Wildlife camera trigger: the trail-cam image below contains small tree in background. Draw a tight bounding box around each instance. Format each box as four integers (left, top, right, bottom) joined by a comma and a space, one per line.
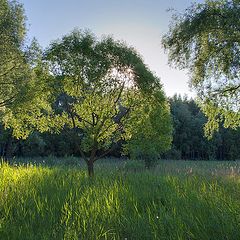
124, 92, 172, 168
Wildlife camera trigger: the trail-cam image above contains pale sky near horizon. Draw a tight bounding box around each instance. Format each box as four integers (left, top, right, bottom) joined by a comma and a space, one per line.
20, 0, 205, 97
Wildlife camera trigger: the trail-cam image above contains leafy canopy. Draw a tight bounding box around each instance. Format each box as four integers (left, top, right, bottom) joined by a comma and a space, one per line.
0, 0, 29, 107
162, 0, 240, 137
0, 0, 48, 137
4, 30, 172, 166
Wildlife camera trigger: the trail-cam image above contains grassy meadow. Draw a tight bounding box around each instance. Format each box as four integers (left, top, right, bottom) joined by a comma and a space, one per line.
1, 158, 240, 239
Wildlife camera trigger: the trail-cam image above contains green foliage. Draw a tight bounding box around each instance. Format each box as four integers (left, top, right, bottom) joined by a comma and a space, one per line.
124, 91, 172, 162
0, 0, 56, 140
0, 0, 30, 109
3, 59, 68, 139
1, 161, 240, 239
3, 29, 171, 175
162, 0, 240, 137
165, 95, 240, 160
1, 95, 240, 161
46, 30, 171, 157
167, 95, 213, 160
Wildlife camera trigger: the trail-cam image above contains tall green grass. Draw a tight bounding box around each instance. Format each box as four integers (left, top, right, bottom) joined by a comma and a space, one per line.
0, 160, 240, 239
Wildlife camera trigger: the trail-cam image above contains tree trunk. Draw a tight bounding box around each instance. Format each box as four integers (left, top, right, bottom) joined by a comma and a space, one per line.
87, 159, 94, 177
87, 145, 97, 177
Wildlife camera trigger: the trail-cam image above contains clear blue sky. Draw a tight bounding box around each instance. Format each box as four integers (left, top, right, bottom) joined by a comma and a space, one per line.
20, 0, 204, 97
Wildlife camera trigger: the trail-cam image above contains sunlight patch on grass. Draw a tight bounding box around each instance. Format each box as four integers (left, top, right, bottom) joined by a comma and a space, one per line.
0, 160, 240, 239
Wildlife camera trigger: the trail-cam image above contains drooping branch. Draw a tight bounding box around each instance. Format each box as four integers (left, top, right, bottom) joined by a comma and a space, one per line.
0, 94, 18, 107
211, 84, 240, 97
0, 65, 17, 77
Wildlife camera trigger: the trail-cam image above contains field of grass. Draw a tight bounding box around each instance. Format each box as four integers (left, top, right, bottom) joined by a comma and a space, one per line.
1, 158, 240, 239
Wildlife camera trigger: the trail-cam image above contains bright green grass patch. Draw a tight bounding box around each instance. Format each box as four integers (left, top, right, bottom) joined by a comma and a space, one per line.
0, 161, 240, 239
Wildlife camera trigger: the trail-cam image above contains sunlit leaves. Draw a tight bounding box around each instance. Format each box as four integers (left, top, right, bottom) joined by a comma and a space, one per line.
162, 0, 240, 137
43, 30, 172, 160
0, 0, 30, 109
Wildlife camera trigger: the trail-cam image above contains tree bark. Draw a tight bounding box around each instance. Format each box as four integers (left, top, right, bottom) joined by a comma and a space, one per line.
87, 159, 94, 177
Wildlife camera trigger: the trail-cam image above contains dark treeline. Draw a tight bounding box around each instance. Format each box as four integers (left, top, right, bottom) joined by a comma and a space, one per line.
164, 95, 240, 160
1, 95, 239, 161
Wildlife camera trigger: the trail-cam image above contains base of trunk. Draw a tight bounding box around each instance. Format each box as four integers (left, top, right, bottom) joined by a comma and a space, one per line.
87, 160, 94, 177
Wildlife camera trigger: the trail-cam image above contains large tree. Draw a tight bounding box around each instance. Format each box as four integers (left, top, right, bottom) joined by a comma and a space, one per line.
5, 30, 172, 176
162, 0, 240, 137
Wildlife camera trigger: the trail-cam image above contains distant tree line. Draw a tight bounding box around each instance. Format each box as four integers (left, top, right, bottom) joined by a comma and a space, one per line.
0, 95, 239, 161
163, 95, 240, 160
